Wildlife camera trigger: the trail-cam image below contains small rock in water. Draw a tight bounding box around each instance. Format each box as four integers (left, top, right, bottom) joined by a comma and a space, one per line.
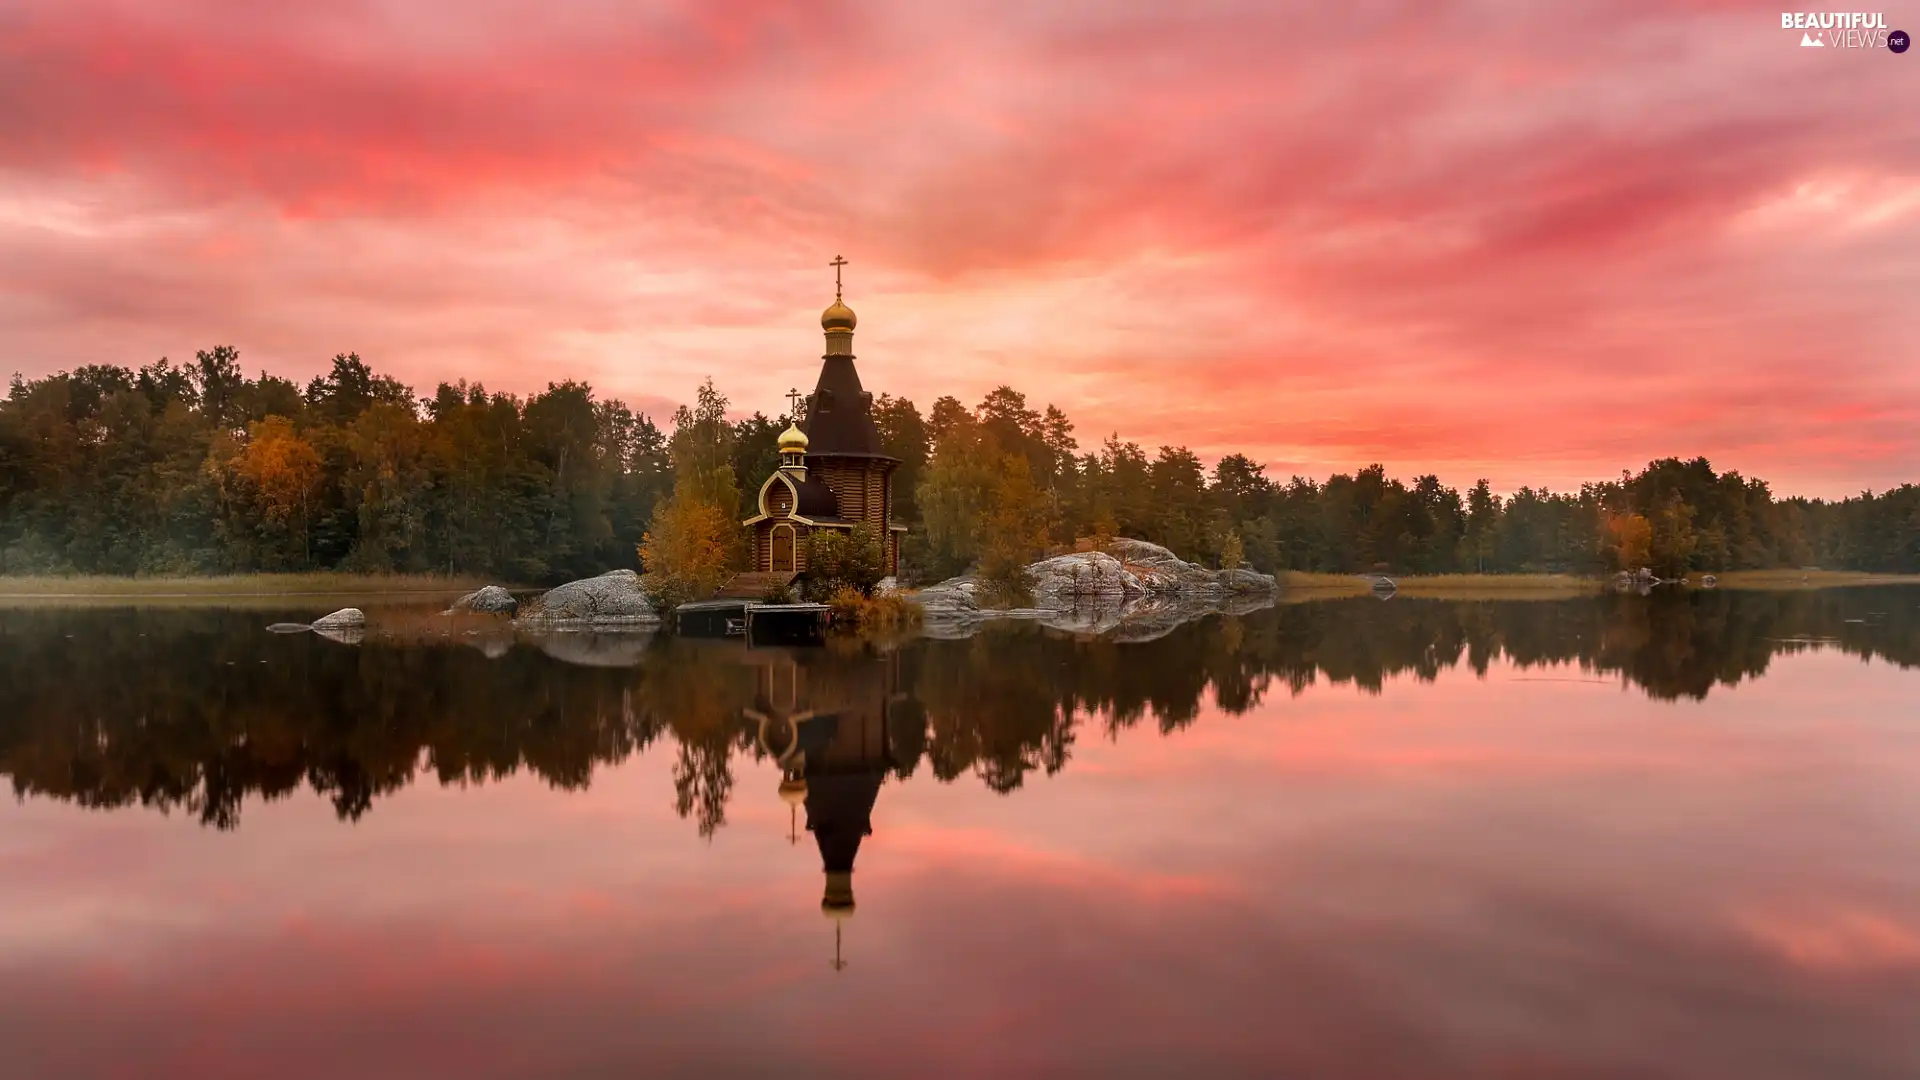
311, 607, 366, 630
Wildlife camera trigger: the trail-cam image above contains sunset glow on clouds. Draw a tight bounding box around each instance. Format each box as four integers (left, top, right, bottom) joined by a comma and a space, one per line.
2, 0, 1915, 495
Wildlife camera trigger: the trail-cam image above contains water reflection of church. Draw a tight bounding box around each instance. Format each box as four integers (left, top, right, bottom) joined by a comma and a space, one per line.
740, 646, 920, 970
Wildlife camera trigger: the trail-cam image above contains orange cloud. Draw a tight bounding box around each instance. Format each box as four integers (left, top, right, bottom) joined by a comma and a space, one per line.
1738, 907, 1920, 972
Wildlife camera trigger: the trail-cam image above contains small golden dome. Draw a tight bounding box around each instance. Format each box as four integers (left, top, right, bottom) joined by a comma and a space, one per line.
821, 299, 856, 332
821, 899, 856, 921
778, 777, 808, 807
777, 423, 809, 453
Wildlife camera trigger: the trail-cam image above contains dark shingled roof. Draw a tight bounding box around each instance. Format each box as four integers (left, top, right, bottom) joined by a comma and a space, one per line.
806, 772, 883, 875
792, 477, 840, 518
801, 356, 894, 459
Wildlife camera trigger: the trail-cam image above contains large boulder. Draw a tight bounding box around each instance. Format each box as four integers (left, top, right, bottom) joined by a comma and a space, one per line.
312, 625, 365, 646
311, 607, 365, 629
912, 576, 982, 621
1103, 539, 1221, 596
1219, 567, 1279, 595
1026, 551, 1141, 604
517, 570, 659, 626
446, 585, 517, 616
911, 539, 1277, 637
1101, 539, 1275, 596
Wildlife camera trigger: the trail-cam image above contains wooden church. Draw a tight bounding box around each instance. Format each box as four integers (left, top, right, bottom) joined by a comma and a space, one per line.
739, 258, 905, 581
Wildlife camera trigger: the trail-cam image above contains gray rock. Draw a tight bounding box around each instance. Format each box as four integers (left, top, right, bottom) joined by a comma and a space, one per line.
517, 569, 659, 627
874, 576, 902, 597
446, 585, 518, 616
1102, 538, 1276, 596
912, 576, 983, 621
311, 607, 365, 630
914, 538, 1281, 641
1027, 551, 1141, 604
312, 625, 365, 646
915, 540, 1276, 636
1220, 567, 1279, 594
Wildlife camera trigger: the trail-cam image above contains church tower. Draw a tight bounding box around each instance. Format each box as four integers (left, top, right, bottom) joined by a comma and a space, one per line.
741, 257, 907, 580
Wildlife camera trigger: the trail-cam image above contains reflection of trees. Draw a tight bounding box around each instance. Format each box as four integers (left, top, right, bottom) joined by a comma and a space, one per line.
0, 610, 670, 829
1, 589, 1914, 831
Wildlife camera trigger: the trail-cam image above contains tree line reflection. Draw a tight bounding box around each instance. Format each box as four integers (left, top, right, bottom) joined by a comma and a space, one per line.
0, 588, 1913, 834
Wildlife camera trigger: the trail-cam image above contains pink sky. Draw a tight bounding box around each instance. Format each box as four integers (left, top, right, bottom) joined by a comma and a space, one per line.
2, 0, 1915, 496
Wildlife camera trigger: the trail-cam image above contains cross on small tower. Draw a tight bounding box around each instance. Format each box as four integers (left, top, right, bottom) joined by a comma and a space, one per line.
786, 387, 806, 420
830, 922, 848, 972
829, 255, 847, 301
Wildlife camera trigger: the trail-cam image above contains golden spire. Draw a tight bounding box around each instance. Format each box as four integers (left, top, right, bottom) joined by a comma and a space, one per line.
821, 255, 856, 332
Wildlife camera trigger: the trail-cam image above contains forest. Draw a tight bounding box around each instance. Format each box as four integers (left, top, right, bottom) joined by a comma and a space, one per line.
3, 347, 1917, 583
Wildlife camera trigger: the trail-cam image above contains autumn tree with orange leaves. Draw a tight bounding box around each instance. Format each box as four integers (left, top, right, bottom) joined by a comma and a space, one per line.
232, 416, 322, 566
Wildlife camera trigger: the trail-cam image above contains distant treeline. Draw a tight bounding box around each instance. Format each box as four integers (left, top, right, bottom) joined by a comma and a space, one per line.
3, 348, 1916, 582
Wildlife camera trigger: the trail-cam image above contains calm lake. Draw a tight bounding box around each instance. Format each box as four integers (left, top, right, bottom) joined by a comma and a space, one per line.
2, 589, 1918, 1079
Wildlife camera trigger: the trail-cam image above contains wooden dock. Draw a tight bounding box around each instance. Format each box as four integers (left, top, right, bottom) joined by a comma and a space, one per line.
675, 599, 831, 645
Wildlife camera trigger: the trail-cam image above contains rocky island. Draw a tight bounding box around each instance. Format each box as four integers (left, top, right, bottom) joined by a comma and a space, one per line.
912, 538, 1277, 639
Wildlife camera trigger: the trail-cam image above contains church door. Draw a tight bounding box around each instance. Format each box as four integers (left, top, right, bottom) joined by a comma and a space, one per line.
771, 525, 795, 572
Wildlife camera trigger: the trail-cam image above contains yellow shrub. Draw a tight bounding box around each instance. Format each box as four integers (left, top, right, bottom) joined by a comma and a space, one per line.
825, 586, 923, 632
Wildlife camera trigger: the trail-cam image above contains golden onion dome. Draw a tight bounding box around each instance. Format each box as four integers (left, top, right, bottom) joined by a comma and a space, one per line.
821, 299, 857, 332
778, 776, 808, 807
821, 870, 855, 919
777, 423, 809, 453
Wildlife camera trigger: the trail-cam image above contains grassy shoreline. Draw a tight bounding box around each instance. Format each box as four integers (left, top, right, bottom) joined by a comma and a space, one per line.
1275, 568, 1920, 599
2, 568, 1914, 609
1277, 571, 1600, 598
0, 573, 495, 605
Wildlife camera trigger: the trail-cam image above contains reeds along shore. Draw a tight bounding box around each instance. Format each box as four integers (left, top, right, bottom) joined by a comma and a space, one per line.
1273, 569, 1920, 599
0, 574, 490, 601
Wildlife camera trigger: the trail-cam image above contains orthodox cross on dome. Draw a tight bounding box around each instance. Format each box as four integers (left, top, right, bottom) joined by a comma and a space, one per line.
831, 922, 848, 972
786, 386, 806, 419
829, 254, 847, 301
